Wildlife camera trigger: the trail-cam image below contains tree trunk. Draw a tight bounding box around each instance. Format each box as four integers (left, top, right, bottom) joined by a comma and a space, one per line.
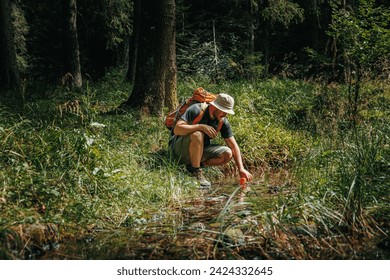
123, 0, 177, 116
248, 0, 255, 53
263, 24, 270, 78
123, 0, 157, 111
62, 0, 82, 89
163, 0, 178, 112
0, 0, 21, 94
310, 0, 321, 52
126, 0, 141, 83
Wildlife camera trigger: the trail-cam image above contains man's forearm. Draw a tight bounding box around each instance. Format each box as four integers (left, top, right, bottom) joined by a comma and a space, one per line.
232, 146, 245, 171
174, 123, 202, 136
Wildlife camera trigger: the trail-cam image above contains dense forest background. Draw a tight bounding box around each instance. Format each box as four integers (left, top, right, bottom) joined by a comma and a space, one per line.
1, 0, 389, 103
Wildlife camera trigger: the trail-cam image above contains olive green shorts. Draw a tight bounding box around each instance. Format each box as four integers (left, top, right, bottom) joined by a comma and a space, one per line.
169, 134, 230, 165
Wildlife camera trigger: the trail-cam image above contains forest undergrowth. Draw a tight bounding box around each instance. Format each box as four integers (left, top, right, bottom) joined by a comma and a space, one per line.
0, 73, 389, 259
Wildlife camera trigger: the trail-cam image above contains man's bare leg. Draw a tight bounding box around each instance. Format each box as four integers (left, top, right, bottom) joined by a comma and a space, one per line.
188, 131, 204, 168
187, 131, 212, 187
203, 149, 233, 166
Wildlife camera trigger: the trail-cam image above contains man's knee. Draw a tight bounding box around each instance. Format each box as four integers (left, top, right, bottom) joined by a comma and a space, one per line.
222, 148, 233, 163
190, 130, 204, 143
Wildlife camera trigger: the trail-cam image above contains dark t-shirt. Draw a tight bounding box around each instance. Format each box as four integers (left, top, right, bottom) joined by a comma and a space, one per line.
180, 103, 233, 145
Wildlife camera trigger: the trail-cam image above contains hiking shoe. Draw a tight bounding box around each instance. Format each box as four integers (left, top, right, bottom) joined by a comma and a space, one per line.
194, 169, 211, 188
188, 167, 211, 188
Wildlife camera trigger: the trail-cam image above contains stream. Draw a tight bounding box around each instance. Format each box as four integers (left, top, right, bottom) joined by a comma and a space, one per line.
39, 178, 280, 259
28, 173, 388, 260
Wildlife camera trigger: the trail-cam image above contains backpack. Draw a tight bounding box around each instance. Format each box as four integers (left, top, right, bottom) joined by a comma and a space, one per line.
164, 87, 224, 132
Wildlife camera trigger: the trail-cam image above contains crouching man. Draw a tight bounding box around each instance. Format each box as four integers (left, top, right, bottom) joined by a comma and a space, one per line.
169, 93, 253, 187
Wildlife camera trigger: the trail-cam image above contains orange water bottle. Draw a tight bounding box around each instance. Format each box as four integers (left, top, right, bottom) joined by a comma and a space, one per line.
239, 177, 247, 189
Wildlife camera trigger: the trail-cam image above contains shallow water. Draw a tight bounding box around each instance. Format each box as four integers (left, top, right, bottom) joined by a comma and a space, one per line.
38, 179, 277, 259
37, 176, 388, 260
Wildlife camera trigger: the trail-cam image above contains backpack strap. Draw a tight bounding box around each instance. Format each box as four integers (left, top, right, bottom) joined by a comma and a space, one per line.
171, 99, 188, 129
192, 103, 208, 125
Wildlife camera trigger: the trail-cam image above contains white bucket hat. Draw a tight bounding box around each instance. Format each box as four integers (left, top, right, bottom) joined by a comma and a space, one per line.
210, 93, 235, 115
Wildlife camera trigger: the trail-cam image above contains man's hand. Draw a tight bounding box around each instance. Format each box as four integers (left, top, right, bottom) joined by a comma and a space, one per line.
239, 169, 253, 182
200, 124, 217, 139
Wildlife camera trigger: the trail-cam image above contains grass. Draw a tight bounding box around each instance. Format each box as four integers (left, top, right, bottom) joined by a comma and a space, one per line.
0, 71, 389, 259
0, 77, 200, 259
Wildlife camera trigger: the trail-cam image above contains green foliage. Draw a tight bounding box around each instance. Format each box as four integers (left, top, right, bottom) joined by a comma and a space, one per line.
287, 82, 390, 236
328, 0, 390, 76
240, 52, 265, 80
290, 125, 389, 236
224, 80, 315, 169
177, 21, 246, 81
0, 75, 197, 232
81, 0, 133, 50
7, 0, 390, 85
210, 78, 389, 246
262, 0, 305, 28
